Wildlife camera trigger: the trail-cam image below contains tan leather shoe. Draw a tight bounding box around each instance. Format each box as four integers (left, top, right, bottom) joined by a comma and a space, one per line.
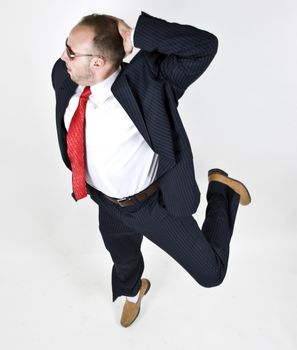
208, 168, 251, 205
120, 278, 151, 327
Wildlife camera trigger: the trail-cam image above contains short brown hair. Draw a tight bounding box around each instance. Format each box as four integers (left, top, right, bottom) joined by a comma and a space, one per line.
78, 14, 125, 68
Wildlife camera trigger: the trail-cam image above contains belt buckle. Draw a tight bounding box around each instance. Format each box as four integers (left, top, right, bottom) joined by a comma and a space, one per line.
116, 196, 129, 207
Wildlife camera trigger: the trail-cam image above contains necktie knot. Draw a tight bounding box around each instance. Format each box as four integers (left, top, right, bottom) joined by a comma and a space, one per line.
81, 86, 92, 99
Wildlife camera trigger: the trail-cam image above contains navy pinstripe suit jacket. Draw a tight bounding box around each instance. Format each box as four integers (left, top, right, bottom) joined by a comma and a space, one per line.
52, 11, 218, 217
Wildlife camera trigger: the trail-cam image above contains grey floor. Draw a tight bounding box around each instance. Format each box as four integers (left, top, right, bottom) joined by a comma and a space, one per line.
1, 182, 296, 350
1, 1, 296, 348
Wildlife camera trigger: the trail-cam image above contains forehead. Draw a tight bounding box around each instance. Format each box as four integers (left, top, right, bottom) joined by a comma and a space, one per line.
67, 25, 95, 50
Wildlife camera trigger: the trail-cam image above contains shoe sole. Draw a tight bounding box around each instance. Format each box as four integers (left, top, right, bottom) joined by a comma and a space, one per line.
208, 168, 251, 205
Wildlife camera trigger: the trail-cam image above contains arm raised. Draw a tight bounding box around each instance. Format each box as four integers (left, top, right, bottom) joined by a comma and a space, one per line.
134, 11, 218, 99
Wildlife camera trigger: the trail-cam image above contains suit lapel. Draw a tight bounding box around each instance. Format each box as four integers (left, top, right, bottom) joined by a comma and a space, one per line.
111, 70, 152, 149
57, 77, 77, 128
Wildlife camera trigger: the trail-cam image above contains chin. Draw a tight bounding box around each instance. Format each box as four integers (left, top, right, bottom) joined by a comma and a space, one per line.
69, 75, 81, 85
70, 73, 93, 86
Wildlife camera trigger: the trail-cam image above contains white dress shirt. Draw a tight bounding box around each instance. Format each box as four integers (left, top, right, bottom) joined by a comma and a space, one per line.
64, 65, 159, 198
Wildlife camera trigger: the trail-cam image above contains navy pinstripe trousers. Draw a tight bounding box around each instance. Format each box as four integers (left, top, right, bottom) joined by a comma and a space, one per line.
88, 180, 240, 302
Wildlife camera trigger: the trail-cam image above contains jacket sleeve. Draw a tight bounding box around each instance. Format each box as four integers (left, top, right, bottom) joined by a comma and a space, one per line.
51, 58, 69, 92
133, 11, 218, 100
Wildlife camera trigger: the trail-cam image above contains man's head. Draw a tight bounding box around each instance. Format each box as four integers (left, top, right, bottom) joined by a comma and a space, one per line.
61, 14, 125, 86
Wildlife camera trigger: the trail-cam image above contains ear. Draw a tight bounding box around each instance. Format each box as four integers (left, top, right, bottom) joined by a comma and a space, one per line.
92, 56, 105, 69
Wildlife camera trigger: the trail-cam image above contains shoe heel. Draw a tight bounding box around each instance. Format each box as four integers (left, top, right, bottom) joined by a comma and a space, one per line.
144, 279, 151, 295
208, 168, 228, 177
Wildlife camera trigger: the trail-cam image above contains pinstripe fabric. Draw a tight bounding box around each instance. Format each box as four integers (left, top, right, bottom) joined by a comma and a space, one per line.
89, 181, 240, 302
110, 12, 218, 216
98, 204, 144, 301
51, 12, 229, 301
52, 11, 218, 216
52, 67, 77, 170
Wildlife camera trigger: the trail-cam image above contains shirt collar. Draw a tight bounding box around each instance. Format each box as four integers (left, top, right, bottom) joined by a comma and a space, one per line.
89, 66, 121, 105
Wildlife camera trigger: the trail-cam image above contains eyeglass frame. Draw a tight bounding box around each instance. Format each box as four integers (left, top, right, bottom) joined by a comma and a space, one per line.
65, 38, 105, 61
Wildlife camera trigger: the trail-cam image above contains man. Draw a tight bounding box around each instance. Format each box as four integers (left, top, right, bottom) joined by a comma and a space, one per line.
52, 11, 251, 327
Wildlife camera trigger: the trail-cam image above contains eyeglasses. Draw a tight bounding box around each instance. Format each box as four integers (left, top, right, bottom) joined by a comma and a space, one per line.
65, 38, 105, 61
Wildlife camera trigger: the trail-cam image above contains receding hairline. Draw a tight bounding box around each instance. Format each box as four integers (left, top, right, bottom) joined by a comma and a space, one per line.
73, 14, 125, 67
68, 24, 97, 50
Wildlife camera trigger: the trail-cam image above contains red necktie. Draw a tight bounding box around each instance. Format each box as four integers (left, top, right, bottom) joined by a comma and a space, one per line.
66, 86, 92, 201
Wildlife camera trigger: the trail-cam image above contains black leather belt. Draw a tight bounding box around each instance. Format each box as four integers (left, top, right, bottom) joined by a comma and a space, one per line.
104, 181, 159, 207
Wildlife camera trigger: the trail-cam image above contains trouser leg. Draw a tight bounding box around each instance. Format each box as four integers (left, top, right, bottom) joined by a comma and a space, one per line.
201, 181, 240, 281
117, 181, 240, 288
98, 204, 144, 302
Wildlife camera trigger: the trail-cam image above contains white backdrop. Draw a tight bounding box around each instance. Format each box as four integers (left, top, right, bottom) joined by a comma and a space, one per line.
0, 0, 296, 349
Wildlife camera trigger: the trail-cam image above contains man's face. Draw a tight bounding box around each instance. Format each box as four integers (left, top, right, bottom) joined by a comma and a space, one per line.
61, 25, 97, 86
